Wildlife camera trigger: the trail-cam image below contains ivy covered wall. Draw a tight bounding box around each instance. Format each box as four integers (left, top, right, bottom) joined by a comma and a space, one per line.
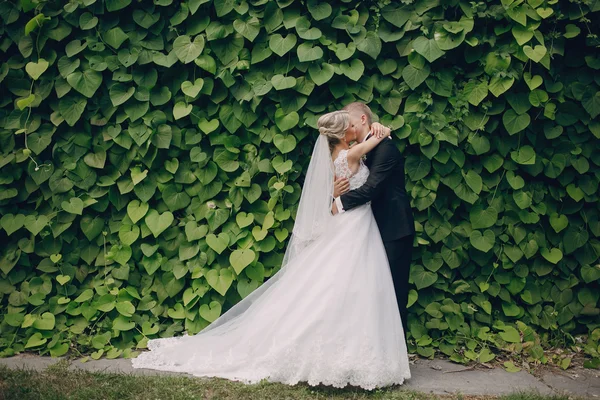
0, 0, 599, 366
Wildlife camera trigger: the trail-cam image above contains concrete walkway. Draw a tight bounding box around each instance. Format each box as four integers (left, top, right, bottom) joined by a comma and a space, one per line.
1, 354, 599, 397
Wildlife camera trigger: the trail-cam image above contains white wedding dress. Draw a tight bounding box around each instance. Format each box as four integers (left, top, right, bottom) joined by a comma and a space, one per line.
132, 148, 411, 390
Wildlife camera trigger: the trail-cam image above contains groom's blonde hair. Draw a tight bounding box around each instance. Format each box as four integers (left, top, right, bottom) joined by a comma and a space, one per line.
342, 102, 373, 126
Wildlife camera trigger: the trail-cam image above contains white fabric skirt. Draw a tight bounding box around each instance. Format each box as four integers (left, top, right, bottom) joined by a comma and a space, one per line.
132, 204, 411, 390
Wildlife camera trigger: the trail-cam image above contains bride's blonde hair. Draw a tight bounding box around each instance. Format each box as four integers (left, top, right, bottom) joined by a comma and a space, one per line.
317, 110, 349, 154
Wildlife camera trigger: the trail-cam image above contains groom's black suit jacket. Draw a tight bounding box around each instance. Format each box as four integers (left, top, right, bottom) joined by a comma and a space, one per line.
340, 138, 414, 241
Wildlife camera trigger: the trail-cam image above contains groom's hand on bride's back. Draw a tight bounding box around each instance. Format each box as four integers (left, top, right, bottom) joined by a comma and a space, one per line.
333, 176, 349, 198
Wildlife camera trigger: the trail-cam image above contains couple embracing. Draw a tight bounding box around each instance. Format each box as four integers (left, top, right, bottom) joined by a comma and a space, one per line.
132, 102, 416, 390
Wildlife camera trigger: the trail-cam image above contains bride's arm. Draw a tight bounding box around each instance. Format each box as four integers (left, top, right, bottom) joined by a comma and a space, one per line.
346, 128, 390, 167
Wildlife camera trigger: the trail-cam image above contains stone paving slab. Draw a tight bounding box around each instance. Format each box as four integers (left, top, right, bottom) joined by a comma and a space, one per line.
540, 368, 600, 398
1, 354, 599, 397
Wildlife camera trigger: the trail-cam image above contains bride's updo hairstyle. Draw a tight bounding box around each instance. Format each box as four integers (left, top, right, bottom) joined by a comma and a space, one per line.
317, 110, 350, 154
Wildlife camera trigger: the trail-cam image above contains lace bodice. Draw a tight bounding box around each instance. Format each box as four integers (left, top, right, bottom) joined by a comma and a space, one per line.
333, 150, 369, 190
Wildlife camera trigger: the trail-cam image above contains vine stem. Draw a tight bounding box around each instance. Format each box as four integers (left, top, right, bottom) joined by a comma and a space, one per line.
95, 27, 118, 55
21, 77, 46, 171
577, 4, 593, 37
7, 327, 20, 348
453, 333, 513, 353
490, 169, 506, 205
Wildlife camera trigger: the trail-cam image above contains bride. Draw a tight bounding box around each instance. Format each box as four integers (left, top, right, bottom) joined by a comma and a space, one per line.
132, 110, 411, 390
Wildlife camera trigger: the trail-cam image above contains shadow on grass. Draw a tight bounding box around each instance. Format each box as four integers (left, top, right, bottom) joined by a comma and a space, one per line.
0, 363, 580, 400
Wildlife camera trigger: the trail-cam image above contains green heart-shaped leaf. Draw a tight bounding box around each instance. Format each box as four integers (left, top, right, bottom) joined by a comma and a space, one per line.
110, 244, 132, 266
356, 31, 382, 59
32, 312, 55, 330
185, 221, 209, 241
541, 248, 563, 264
79, 216, 103, 241
173, 35, 205, 64
230, 249, 255, 274
142, 321, 159, 335
510, 145, 536, 165
233, 17, 261, 42
335, 42, 356, 61
274, 109, 299, 131
59, 95, 87, 126
340, 59, 365, 81
109, 84, 135, 106
116, 301, 135, 317
127, 200, 149, 224
402, 63, 430, 90
67, 70, 102, 98
112, 316, 135, 331
24, 215, 49, 236
549, 213, 568, 233
118, 224, 140, 246
410, 265, 438, 290
199, 300, 222, 322
308, 62, 334, 86
269, 33, 297, 57
536, 7, 553, 18
274, 228, 288, 242
273, 133, 297, 153
56, 275, 71, 285
140, 244, 159, 257
271, 74, 296, 90
25, 332, 47, 349
297, 42, 323, 62
206, 233, 229, 254
205, 268, 234, 296
65, 39, 88, 57
17, 94, 35, 110
470, 206, 498, 229
173, 102, 192, 120
523, 72, 543, 91
141, 253, 163, 275
523, 45, 547, 63
564, 24, 581, 39
25, 59, 49, 80
308, 2, 332, 20
581, 265, 600, 284
470, 230, 496, 252
503, 109, 530, 135
167, 303, 185, 319
181, 78, 204, 97
144, 210, 174, 238
1, 214, 25, 235
198, 118, 220, 134
511, 25, 534, 46
165, 158, 179, 174
61, 197, 84, 215
117, 48, 139, 68
236, 212, 254, 228
252, 226, 268, 241
153, 51, 178, 68
83, 148, 106, 169
237, 278, 260, 298
272, 157, 293, 174
412, 36, 445, 63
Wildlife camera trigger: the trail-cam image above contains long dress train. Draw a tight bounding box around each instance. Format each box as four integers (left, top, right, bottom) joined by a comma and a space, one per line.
132, 149, 411, 390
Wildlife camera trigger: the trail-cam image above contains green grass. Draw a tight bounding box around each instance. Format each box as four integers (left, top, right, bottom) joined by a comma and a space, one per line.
0, 362, 576, 400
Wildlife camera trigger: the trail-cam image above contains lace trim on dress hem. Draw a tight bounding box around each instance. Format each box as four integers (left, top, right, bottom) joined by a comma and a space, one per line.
132, 328, 411, 391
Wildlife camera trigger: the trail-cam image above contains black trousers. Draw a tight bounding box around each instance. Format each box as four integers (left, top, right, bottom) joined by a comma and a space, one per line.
383, 234, 414, 338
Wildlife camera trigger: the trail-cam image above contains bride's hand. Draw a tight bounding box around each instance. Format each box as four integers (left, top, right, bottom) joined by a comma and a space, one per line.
371, 122, 391, 139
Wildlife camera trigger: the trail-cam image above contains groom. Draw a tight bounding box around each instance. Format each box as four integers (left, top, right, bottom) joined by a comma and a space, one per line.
332, 102, 415, 336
